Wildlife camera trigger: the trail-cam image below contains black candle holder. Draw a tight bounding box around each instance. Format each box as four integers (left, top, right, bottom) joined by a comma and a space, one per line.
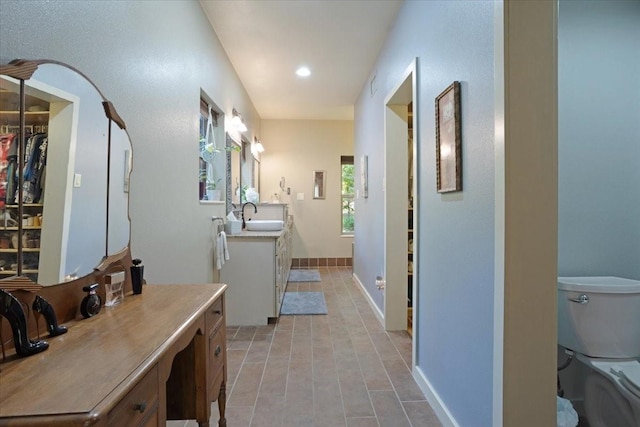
130, 258, 144, 295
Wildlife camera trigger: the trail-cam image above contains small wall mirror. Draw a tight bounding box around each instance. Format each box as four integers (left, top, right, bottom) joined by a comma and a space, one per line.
313, 170, 326, 199
225, 133, 241, 212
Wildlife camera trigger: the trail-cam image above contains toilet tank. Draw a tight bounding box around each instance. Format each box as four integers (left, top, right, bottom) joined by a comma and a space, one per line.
557, 276, 640, 358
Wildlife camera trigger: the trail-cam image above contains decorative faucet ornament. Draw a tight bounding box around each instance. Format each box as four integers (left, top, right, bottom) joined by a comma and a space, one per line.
241, 202, 258, 229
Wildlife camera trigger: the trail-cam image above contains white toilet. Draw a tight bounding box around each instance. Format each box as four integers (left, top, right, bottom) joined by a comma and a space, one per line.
557, 276, 640, 427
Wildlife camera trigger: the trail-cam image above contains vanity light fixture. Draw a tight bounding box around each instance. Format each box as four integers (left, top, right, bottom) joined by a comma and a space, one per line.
231, 108, 248, 132
296, 66, 311, 77
254, 137, 265, 153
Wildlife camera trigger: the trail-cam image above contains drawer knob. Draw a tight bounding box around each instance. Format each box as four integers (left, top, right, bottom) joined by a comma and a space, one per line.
213, 310, 222, 315
133, 401, 147, 413
215, 345, 222, 357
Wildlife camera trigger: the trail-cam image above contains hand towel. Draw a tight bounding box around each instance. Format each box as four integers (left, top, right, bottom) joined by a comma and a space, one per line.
220, 231, 230, 262
215, 231, 230, 270
215, 233, 224, 270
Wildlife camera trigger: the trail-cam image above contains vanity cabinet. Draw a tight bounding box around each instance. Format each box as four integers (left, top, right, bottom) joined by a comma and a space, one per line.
205, 296, 226, 409
108, 365, 159, 427
0, 284, 227, 427
275, 227, 292, 315
221, 224, 293, 326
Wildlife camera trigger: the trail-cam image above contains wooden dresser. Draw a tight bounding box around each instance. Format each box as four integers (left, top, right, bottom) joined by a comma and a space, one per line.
0, 283, 227, 427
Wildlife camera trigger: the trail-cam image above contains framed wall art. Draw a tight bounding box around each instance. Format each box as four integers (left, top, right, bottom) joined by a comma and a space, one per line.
435, 81, 461, 193
360, 155, 368, 198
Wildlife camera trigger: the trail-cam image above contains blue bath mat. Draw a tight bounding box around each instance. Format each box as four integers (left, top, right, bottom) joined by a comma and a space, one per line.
288, 269, 321, 282
280, 292, 327, 315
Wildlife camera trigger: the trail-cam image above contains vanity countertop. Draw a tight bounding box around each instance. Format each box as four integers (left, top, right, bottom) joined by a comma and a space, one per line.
226, 215, 293, 239
226, 228, 285, 239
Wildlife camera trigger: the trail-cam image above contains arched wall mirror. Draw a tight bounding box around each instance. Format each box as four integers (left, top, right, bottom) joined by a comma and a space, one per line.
0, 59, 131, 287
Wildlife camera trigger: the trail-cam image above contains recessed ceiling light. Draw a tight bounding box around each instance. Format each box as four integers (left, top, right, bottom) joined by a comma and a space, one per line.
296, 66, 311, 77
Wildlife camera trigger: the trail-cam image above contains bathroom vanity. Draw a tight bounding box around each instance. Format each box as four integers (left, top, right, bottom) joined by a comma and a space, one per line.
221, 218, 293, 325
0, 59, 228, 427
0, 283, 228, 427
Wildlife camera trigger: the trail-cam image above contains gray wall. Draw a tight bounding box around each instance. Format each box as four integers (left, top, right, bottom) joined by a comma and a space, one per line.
354, 1, 495, 425
558, 0, 640, 279
557, 0, 640, 412
0, 0, 259, 285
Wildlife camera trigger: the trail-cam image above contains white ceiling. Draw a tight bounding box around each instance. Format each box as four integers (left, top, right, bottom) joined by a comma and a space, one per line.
199, 0, 403, 120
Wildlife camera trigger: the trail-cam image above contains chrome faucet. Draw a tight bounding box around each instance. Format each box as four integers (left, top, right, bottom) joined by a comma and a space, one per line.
241, 202, 257, 229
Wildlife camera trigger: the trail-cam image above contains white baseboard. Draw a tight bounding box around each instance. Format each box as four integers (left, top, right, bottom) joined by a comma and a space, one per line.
352, 272, 384, 326
413, 365, 460, 427
353, 274, 458, 427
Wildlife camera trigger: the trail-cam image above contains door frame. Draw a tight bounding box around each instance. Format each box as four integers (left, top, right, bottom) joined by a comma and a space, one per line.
383, 58, 419, 363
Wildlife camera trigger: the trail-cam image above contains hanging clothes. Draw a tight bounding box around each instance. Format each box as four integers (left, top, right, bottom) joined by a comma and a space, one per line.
30, 136, 47, 203
18, 133, 47, 204
4, 133, 19, 208
0, 133, 15, 208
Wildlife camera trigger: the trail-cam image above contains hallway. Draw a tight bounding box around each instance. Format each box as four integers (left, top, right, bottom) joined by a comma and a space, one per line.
169, 267, 441, 427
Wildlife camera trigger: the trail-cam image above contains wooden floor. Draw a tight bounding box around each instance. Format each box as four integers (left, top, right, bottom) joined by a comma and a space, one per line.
168, 267, 441, 427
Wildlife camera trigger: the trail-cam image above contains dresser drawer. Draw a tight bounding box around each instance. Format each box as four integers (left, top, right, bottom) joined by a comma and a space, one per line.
108, 365, 159, 427
208, 364, 225, 403
205, 296, 224, 332
208, 325, 225, 386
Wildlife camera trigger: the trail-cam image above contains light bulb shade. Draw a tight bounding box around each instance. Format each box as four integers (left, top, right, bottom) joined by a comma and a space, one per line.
255, 142, 265, 153
296, 66, 311, 77
231, 108, 247, 132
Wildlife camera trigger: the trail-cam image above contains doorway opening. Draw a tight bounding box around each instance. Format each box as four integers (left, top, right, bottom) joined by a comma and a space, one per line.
384, 59, 418, 363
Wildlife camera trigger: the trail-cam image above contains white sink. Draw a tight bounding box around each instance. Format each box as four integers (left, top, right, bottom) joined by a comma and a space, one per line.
245, 220, 284, 231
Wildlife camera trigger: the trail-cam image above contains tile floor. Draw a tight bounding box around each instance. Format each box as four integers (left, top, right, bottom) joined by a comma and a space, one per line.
168, 267, 442, 427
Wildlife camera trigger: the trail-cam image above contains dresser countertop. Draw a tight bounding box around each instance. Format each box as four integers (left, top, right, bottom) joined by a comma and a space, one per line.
0, 283, 226, 420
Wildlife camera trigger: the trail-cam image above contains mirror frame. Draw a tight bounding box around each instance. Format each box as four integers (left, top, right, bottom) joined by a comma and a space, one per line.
239, 136, 252, 204
253, 157, 260, 195
0, 59, 131, 290
225, 133, 242, 214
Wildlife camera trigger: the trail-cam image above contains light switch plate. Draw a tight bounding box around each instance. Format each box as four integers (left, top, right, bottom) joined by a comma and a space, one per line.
74, 173, 82, 187
296, 192, 304, 201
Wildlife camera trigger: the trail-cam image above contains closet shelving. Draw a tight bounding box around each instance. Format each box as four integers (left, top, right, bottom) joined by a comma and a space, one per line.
0, 85, 49, 282
0, 110, 49, 135
0, 204, 44, 279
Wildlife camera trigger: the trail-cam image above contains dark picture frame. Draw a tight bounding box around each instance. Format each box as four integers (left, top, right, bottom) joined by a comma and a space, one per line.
435, 81, 461, 193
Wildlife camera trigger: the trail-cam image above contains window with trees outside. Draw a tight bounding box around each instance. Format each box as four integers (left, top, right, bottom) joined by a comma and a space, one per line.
341, 156, 354, 235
